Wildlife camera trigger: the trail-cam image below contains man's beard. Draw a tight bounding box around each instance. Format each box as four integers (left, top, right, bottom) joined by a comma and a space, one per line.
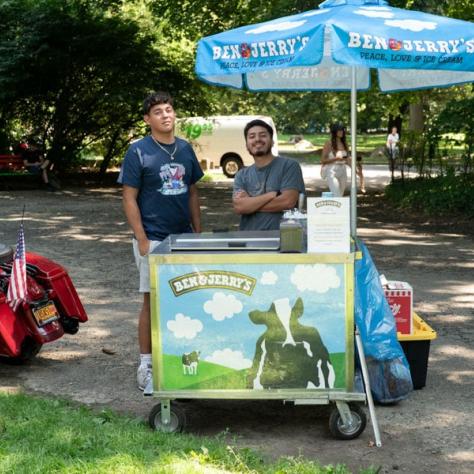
250, 143, 272, 157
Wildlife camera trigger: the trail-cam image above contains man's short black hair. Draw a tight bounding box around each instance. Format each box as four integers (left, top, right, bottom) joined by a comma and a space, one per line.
244, 119, 273, 140
143, 91, 173, 115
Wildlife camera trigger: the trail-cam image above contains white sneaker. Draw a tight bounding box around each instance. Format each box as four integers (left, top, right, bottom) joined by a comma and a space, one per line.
137, 364, 152, 391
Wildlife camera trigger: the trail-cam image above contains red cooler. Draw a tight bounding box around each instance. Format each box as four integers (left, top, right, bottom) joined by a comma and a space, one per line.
384, 280, 413, 335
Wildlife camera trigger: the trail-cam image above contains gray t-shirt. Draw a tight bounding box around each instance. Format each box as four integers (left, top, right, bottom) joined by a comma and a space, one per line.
233, 155, 305, 231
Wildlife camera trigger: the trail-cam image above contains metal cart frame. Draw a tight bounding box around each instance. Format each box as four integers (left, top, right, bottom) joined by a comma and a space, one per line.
148, 242, 380, 442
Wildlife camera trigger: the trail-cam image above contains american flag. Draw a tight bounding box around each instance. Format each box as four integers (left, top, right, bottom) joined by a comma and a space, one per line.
6, 223, 27, 311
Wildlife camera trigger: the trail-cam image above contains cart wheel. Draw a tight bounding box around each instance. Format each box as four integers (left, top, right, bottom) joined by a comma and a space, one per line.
329, 403, 367, 440
148, 403, 186, 433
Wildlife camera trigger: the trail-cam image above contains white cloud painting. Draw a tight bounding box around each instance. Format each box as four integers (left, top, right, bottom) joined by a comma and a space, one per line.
385, 19, 438, 32
290, 264, 340, 293
353, 9, 394, 19
302, 10, 330, 17
205, 348, 252, 370
203, 292, 243, 321
167, 313, 203, 339
260, 270, 278, 285
246, 20, 307, 35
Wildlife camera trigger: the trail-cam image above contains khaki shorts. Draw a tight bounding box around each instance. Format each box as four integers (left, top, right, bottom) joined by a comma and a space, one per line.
132, 239, 161, 293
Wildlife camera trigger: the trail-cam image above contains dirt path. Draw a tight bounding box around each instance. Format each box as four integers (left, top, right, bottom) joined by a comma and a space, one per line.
1, 181, 473, 474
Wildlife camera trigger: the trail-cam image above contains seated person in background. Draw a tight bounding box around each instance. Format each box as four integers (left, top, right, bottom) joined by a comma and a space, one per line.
233, 119, 305, 231
20, 142, 54, 190
288, 134, 303, 144
294, 138, 314, 151
320, 123, 351, 197
289, 134, 314, 150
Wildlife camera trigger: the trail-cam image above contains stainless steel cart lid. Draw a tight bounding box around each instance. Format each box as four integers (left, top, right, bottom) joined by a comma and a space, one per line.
169, 230, 280, 251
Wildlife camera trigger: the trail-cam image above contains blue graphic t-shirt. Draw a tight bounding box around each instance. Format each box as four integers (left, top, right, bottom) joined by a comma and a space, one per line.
118, 136, 204, 240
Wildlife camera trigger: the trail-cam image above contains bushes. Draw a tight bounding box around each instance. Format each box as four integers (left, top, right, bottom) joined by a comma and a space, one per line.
384, 172, 474, 217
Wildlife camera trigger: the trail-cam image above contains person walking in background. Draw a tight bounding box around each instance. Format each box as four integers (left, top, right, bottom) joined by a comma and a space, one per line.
233, 119, 305, 231
320, 123, 351, 197
386, 126, 400, 155
118, 91, 203, 391
386, 126, 399, 173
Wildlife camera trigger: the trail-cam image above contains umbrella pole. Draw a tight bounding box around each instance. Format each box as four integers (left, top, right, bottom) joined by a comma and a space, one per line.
350, 67, 357, 239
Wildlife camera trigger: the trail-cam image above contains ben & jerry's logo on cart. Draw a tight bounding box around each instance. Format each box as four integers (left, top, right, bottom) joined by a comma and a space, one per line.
314, 200, 342, 208
169, 271, 256, 297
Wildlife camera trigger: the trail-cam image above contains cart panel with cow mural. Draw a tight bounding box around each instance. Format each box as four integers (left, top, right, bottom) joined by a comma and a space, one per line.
150, 253, 355, 395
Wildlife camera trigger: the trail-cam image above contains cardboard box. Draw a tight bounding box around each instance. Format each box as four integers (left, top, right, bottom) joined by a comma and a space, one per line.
384, 280, 413, 334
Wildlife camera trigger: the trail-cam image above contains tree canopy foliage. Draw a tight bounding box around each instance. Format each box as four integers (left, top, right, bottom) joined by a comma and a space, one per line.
0, 0, 207, 170
0, 0, 473, 172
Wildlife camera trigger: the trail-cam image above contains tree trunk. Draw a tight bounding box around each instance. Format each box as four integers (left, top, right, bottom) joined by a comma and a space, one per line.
409, 103, 424, 132
99, 143, 117, 178
99, 129, 123, 180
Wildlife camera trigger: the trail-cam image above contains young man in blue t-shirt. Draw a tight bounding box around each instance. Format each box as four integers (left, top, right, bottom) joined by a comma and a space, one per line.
118, 91, 203, 390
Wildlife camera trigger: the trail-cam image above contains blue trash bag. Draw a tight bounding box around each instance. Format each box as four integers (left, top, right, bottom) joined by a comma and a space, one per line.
355, 239, 413, 404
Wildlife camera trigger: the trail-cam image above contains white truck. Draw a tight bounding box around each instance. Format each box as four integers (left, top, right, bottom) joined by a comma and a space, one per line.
176, 115, 278, 178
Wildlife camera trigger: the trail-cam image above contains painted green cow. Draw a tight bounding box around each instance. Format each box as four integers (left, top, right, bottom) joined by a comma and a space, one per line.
248, 297, 335, 389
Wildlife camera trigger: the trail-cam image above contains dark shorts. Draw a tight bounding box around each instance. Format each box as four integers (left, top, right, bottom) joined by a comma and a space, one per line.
27, 165, 42, 175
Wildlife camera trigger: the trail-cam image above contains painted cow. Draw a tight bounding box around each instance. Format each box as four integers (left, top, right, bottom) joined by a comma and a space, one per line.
182, 350, 200, 375
247, 297, 335, 390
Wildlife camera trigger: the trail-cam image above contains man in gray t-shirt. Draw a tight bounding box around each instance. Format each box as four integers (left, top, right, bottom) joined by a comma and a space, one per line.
233, 119, 305, 231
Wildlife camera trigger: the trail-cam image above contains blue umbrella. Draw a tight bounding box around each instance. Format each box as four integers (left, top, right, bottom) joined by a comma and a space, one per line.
195, 0, 474, 234
196, 0, 474, 91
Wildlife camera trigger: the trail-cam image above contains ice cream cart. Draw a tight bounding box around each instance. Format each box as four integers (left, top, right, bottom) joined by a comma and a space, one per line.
147, 230, 375, 441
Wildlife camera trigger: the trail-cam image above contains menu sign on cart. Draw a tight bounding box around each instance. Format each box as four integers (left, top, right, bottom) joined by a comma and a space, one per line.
307, 197, 350, 253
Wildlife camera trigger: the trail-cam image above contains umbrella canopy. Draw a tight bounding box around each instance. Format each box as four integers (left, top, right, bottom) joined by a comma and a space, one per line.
195, 0, 474, 236
196, 0, 474, 92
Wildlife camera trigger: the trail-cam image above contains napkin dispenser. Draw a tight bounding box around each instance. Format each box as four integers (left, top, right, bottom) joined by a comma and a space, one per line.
279, 219, 303, 253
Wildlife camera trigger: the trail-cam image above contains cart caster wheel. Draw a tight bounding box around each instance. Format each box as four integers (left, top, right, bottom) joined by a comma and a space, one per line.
329, 403, 367, 440
149, 403, 186, 433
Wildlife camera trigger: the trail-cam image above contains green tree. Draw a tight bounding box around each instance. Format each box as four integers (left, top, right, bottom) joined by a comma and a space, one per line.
3, 0, 472, 173
0, 0, 203, 173
436, 88, 474, 173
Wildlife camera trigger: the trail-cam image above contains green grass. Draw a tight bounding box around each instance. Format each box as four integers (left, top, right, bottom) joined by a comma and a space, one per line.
278, 133, 387, 152
201, 172, 216, 183
162, 355, 247, 389
278, 133, 389, 165
162, 353, 346, 390
329, 353, 345, 387
385, 173, 474, 217
0, 393, 378, 474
